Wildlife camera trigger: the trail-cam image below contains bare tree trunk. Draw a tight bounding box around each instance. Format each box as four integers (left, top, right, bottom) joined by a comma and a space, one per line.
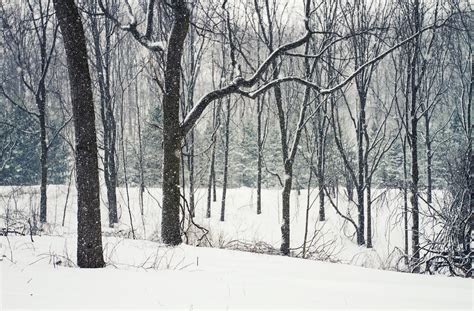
90, 4, 118, 227
317, 120, 325, 221
135, 73, 146, 237
36, 6, 51, 224
366, 172, 373, 248
206, 146, 214, 218
256, 32, 263, 216
38, 95, 48, 223
465, 50, 473, 278
62, 168, 74, 227
53, 0, 104, 268
280, 162, 292, 255
356, 93, 366, 246
410, 0, 421, 272
424, 113, 433, 204
212, 151, 217, 202
256, 95, 263, 215
364, 102, 372, 248
120, 126, 135, 239
317, 60, 329, 222
188, 129, 195, 217
206, 105, 217, 218
402, 137, 409, 265
161, 2, 190, 245
302, 164, 313, 258
273, 73, 292, 255
220, 96, 231, 222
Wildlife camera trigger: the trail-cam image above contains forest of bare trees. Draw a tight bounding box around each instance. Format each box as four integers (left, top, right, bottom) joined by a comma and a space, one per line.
1, 0, 471, 278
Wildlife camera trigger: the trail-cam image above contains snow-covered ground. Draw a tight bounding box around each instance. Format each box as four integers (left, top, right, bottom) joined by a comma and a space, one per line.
2, 236, 472, 309
1, 185, 472, 309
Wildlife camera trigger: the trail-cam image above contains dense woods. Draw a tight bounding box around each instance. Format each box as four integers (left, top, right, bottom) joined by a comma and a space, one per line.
0, 0, 471, 277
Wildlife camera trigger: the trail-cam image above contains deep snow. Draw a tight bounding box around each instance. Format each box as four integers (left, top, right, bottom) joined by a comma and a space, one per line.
2, 236, 472, 309
0, 185, 472, 309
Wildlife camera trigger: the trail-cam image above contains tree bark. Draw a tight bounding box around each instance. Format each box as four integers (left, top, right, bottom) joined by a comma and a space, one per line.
90, 6, 118, 227
36, 5, 49, 224
410, 0, 421, 272
161, 2, 190, 245
356, 93, 366, 246
220, 96, 231, 222
38, 95, 48, 224
256, 95, 263, 215
424, 113, 433, 204
402, 136, 409, 265
280, 162, 292, 255
53, 0, 105, 268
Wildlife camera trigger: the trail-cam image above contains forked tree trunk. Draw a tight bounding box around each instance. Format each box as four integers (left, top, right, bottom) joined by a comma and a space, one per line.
53, 0, 104, 268
206, 103, 218, 218
206, 147, 214, 218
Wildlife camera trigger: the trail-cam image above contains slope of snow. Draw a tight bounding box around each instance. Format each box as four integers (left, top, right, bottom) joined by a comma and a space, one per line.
1, 235, 472, 310
1, 185, 472, 309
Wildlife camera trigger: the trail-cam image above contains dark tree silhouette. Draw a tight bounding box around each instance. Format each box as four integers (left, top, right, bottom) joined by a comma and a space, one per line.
53, 0, 105, 268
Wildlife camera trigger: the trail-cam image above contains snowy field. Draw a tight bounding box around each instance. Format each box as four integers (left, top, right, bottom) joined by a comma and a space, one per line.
1, 185, 472, 309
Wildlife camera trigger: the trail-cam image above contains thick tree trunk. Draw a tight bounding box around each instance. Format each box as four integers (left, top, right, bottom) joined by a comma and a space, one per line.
161, 3, 189, 245
271, 60, 292, 255
53, 0, 104, 268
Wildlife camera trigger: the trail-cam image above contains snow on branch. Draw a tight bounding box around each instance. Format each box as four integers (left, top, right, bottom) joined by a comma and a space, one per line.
97, 0, 164, 52
181, 13, 450, 136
